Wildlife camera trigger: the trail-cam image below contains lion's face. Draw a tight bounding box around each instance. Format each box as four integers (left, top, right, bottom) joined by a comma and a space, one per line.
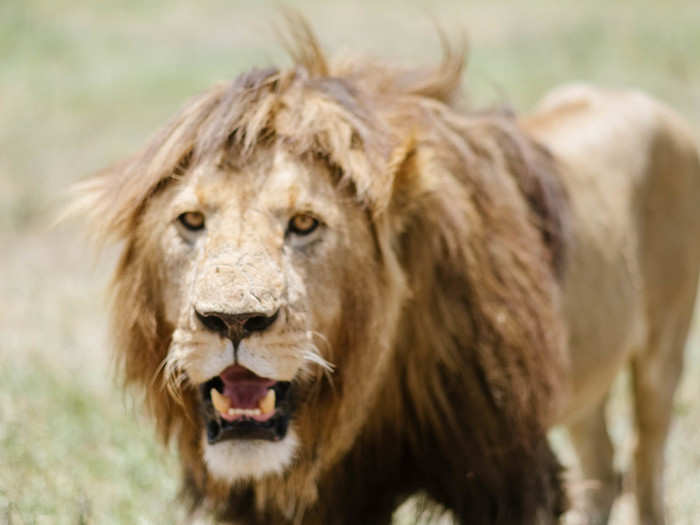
143, 147, 392, 483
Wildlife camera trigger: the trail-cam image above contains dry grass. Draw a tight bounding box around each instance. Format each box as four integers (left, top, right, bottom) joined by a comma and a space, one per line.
1, 1, 699, 523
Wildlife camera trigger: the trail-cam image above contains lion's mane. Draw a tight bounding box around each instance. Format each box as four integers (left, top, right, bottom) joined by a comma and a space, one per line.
80, 18, 569, 525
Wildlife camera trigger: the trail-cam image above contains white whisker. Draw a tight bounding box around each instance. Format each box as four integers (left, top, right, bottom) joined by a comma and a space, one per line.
302, 348, 334, 372
150, 354, 170, 390
299, 331, 335, 384
162, 346, 190, 406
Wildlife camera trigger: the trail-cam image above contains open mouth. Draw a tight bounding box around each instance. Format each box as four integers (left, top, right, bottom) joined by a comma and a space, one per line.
199, 365, 293, 444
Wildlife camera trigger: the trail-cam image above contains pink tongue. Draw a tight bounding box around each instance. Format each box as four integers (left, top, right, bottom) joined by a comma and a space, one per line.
220, 365, 275, 409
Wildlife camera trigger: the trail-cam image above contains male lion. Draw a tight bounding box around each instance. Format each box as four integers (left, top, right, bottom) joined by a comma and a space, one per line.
77, 21, 700, 525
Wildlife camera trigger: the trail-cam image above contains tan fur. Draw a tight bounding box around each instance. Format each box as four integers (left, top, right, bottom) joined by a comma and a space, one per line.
524, 85, 700, 525
75, 18, 700, 525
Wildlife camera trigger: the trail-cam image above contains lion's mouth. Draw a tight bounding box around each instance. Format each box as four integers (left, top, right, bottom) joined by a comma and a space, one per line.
199, 365, 293, 444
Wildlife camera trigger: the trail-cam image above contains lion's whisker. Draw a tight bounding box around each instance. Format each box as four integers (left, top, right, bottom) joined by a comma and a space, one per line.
162, 348, 190, 407
307, 329, 333, 359
150, 354, 170, 390
301, 347, 334, 373
300, 343, 335, 393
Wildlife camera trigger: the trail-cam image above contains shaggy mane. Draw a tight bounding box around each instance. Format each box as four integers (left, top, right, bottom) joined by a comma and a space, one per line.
76, 17, 564, 266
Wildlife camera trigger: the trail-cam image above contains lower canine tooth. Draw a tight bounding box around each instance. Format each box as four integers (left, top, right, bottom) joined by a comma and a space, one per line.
259, 389, 276, 415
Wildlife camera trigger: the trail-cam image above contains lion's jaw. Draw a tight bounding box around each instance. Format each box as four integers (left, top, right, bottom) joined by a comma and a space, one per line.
202, 425, 301, 483
145, 148, 397, 484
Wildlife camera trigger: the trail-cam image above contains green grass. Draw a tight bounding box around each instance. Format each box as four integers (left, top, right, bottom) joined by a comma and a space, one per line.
1, 1, 699, 523
0, 359, 180, 524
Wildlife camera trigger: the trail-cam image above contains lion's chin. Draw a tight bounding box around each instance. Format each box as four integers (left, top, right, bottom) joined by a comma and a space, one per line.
202, 429, 299, 483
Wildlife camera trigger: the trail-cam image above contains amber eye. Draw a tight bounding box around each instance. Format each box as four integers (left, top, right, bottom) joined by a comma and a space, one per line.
288, 214, 319, 235
178, 211, 205, 231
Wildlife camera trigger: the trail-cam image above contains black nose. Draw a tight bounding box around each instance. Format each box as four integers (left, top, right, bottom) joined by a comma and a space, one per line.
195, 309, 279, 348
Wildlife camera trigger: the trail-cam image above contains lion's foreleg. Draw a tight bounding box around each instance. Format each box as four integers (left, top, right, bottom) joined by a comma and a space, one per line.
566, 400, 621, 525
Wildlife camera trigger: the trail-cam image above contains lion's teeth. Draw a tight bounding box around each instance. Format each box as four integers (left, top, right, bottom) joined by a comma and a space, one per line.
227, 408, 262, 416
210, 388, 230, 414
259, 389, 276, 415
211, 387, 272, 418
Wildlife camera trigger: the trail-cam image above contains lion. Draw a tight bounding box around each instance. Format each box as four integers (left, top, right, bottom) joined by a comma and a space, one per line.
75, 19, 700, 525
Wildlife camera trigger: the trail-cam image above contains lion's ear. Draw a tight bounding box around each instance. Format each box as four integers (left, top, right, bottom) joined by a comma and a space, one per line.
382, 134, 421, 221
383, 135, 461, 243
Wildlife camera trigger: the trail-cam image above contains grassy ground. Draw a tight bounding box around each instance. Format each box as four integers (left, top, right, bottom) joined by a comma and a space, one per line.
1, 1, 699, 523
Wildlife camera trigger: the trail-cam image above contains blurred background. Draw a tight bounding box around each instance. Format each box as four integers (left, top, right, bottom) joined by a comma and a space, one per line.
1, 1, 698, 523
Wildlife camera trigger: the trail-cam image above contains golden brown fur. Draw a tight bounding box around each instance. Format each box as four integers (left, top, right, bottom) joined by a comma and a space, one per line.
74, 19, 592, 525
524, 85, 700, 525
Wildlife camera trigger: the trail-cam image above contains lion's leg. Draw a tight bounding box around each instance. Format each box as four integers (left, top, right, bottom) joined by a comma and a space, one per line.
566, 400, 620, 525
630, 311, 690, 525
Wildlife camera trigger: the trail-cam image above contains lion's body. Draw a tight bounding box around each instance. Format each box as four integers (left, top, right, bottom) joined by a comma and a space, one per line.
77, 20, 700, 525
524, 85, 700, 524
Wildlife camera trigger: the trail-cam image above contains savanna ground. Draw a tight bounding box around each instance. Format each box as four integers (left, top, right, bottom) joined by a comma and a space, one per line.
1, 1, 699, 523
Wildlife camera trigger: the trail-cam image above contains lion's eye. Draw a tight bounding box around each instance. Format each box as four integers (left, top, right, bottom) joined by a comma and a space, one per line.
178, 211, 205, 231
288, 214, 319, 236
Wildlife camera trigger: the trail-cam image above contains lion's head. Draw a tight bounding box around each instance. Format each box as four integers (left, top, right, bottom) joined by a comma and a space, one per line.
78, 19, 568, 524
142, 142, 407, 484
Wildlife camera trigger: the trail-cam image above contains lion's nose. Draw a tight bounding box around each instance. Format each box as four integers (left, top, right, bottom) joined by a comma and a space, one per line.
195, 308, 280, 348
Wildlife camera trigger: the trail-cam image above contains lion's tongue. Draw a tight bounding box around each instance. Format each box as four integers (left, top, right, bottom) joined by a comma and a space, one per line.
222, 381, 273, 409
216, 365, 276, 419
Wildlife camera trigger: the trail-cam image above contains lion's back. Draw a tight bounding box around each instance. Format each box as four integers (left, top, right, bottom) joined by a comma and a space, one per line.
522, 85, 700, 422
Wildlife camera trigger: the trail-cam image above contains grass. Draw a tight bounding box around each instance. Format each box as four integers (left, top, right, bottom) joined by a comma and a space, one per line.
1, 1, 699, 523
0, 360, 180, 524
